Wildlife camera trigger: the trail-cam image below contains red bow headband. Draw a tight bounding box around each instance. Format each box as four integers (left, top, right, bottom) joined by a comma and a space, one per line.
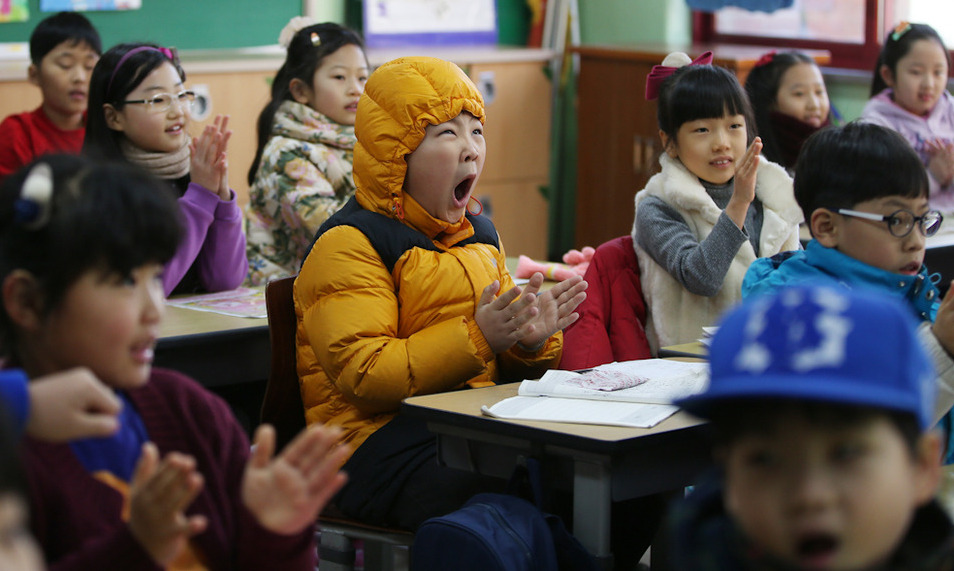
754, 50, 777, 68
645, 51, 713, 100
108, 46, 179, 94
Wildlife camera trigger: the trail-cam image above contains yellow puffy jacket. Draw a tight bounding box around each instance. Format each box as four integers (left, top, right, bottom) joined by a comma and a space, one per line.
294, 57, 562, 453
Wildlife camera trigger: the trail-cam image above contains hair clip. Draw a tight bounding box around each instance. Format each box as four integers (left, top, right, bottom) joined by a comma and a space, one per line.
310, 32, 321, 47
278, 15, 318, 48
157, 46, 177, 62
14, 163, 54, 230
645, 51, 713, 100
892, 21, 912, 42
754, 50, 777, 68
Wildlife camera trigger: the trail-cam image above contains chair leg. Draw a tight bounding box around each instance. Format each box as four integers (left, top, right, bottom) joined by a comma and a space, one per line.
318, 529, 356, 571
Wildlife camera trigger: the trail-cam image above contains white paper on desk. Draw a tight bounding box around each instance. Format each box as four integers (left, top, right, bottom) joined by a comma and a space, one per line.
519, 359, 708, 404
481, 396, 679, 428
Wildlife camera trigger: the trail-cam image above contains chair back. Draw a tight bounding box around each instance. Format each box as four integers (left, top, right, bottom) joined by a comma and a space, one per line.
261, 275, 307, 452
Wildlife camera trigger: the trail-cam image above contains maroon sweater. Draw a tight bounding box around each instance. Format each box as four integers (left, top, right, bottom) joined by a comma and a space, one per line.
21, 368, 315, 571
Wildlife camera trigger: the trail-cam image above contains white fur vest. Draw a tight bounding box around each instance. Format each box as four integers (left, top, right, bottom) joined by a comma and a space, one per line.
631, 154, 803, 351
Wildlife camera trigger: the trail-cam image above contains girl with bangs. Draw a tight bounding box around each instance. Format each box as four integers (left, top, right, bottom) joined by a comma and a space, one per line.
632, 52, 802, 351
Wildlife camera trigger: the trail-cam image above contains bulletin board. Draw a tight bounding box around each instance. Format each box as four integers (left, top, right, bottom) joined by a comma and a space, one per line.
363, 0, 498, 48
0, 0, 299, 50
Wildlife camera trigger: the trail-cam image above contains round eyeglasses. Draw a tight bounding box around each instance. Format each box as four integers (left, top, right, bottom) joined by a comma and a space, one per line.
121, 90, 196, 114
836, 208, 944, 238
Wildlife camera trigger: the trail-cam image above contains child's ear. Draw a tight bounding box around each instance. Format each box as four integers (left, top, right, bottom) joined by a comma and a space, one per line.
27, 63, 40, 87
659, 130, 677, 158
2, 270, 45, 332
912, 430, 943, 506
103, 104, 125, 132
810, 208, 839, 247
879, 64, 896, 89
288, 78, 311, 105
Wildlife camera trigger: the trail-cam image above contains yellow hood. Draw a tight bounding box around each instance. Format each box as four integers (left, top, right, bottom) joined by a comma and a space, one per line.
353, 56, 485, 243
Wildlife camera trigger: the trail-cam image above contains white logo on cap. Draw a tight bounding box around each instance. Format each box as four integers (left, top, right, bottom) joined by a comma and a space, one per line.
735, 288, 852, 374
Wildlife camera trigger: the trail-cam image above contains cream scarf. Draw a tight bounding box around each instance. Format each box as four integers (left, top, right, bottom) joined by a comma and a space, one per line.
120, 137, 191, 180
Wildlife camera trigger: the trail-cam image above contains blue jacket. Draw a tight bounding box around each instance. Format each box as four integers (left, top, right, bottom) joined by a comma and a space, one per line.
742, 239, 941, 322
0, 369, 29, 434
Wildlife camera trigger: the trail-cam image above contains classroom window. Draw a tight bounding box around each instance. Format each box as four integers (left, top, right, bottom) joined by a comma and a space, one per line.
694, 0, 954, 71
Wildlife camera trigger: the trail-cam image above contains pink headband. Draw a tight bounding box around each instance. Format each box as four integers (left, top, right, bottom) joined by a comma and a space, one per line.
107, 46, 177, 95
645, 51, 714, 101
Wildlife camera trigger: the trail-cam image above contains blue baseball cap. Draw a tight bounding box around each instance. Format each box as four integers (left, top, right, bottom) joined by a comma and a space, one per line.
677, 286, 936, 430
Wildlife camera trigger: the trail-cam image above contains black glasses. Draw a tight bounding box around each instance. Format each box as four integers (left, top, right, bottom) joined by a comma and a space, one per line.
121, 90, 196, 114
836, 208, 944, 237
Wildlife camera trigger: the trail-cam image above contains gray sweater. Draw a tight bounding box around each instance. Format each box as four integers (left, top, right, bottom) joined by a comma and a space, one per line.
635, 180, 764, 296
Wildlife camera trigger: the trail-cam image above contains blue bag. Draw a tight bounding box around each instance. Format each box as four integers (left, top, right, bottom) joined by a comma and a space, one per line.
412, 492, 561, 570
411, 456, 599, 571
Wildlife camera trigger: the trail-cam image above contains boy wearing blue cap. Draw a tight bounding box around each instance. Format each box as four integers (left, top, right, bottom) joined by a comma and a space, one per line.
669, 286, 950, 569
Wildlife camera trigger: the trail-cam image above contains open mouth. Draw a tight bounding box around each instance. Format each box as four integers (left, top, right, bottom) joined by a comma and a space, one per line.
796, 533, 838, 567
454, 175, 475, 205
900, 261, 921, 275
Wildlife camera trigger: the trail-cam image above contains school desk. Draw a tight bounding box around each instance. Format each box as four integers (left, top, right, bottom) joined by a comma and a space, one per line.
400, 382, 712, 567
156, 302, 269, 389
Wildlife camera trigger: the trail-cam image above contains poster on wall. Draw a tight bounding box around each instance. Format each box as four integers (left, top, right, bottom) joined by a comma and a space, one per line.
0, 0, 29, 23
363, 0, 497, 48
40, 0, 141, 11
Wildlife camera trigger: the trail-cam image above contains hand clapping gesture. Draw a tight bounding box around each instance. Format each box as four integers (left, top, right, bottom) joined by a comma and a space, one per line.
128, 443, 207, 567
189, 115, 232, 200
925, 138, 954, 189
725, 137, 762, 230
475, 272, 587, 354
241, 424, 350, 535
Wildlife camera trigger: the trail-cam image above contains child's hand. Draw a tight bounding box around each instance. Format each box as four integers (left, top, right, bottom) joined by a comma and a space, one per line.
241, 424, 349, 535
475, 278, 540, 354
516, 274, 588, 351
128, 443, 207, 567
189, 115, 232, 200
934, 282, 954, 356
26, 367, 121, 442
726, 137, 762, 230
925, 138, 954, 188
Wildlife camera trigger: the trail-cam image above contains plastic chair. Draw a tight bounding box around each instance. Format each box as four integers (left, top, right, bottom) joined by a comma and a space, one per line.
262, 275, 414, 571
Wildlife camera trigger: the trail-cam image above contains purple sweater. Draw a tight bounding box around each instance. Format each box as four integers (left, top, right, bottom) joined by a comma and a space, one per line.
21, 368, 315, 571
861, 89, 954, 211
165, 182, 248, 296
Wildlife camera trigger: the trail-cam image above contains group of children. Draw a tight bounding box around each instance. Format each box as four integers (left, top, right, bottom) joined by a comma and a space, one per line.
2, 7, 954, 570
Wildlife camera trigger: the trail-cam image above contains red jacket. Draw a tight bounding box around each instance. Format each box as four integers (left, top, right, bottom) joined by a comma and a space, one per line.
560, 236, 652, 370
0, 107, 85, 183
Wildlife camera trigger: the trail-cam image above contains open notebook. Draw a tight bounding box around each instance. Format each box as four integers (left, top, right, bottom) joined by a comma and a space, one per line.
482, 359, 708, 428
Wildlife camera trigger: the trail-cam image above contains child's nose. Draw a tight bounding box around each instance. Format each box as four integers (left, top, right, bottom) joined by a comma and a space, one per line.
462, 137, 480, 162
788, 465, 837, 512
143, 282, 165, 323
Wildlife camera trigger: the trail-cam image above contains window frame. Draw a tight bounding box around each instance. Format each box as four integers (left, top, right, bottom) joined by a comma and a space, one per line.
692, 0, 884, 71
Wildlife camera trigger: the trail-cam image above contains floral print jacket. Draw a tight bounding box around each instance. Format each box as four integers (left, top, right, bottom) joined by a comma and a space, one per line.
245, 100, 356, 285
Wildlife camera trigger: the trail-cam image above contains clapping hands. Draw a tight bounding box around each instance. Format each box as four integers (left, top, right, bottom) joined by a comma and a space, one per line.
241, 423, 349, 535
475, 273, 587, 354
190, 115, 232, 200
925, 138, 954, 189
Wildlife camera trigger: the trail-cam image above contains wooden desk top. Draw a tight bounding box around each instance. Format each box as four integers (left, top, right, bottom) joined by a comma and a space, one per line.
159, 304, 267, 341
403, 383, 705, 446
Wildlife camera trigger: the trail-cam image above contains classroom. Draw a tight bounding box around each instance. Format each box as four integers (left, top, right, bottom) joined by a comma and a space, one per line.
1, 0, 954, 569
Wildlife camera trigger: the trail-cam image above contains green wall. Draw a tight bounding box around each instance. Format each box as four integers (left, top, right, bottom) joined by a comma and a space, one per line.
579, 0, 690, 45
0, 0, 299, 50
0, 0, 532, 50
